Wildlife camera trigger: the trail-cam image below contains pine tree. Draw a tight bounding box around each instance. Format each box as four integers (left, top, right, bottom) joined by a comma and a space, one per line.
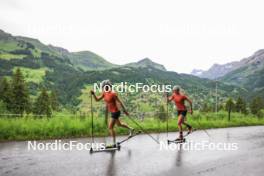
33, 89, 52, 117
201, 102, 212, 112
226, 98, 235, 111
50, 90, 59, 111
226, 98, 234, 121
11, 68, 30, 116
235, 97, 247, 114
0, 77, 13, 111
250, 97, 264, 115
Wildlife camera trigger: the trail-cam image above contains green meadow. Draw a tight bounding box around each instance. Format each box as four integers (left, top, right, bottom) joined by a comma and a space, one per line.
0, 111, 264, 141
12, 67, 49, 84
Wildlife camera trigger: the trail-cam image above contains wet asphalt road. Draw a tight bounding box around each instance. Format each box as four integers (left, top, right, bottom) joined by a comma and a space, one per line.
1, 126, 264, 176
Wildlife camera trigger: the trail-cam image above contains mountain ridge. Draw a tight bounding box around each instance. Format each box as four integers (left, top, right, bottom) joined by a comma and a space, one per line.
0, 29, 166, 71
0, 29, 250, 107
191, 49, 264, 80
126, 58, 166, 71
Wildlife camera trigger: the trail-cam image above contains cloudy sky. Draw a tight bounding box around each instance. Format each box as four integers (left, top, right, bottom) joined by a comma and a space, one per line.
1, 0, 264, 73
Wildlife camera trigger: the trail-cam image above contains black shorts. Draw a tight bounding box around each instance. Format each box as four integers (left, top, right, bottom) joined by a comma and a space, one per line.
177, 110, 187, 117
111, 111, 121, 119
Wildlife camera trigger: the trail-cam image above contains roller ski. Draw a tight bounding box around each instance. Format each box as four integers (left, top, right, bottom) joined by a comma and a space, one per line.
90, 143, 121, 153
117, 130, 142, 146
90, 130, 141, 153
183, 127, 196, 137
167, 137, 186, 144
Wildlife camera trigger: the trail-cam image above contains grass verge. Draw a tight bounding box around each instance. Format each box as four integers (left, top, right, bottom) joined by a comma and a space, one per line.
0, 111, 264, 141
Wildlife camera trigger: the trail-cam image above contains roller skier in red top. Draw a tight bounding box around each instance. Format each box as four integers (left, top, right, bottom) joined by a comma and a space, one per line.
91, 80, 134, 146
168, 85, 193, 140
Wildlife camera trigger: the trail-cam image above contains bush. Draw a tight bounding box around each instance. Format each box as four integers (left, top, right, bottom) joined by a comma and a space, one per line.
257, 109, 264, 118
0, 100, 8, 114
9, 49, 32, 56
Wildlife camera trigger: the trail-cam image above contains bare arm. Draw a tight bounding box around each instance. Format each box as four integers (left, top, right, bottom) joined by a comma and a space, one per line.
185, 96, 193, 114
116, 96, 129, 115
167, 93, 173, 102
90, 90, 104, 101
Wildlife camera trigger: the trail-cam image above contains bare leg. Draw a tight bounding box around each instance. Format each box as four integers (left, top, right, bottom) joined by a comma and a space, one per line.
109, 118, 116, 144
116, 119, 134, 136
178, 115, 184, 139
115, 119, 131, 129
182, 118, 192, 133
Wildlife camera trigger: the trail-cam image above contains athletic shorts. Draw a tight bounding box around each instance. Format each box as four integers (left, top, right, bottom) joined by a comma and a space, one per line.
111, 111, 121, 119
177, 110, 187, 117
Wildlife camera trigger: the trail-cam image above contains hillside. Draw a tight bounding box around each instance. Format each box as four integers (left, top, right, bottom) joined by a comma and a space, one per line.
191, 49, 264, 98
0, 29, 115, 70
126, 58, 166, 71
67, 51, 117, 71
0, 29, 246, 108
45, 45, 117, 71
191, 61, 247, 80
78, 66, 246, 112
191, 49, 264, 80
220, 50, 264, 92
0, 29, 83, 105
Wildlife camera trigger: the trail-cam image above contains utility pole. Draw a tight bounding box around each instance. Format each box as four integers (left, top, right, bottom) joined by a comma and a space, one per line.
215, 80, 218, 113
193, 87, 197, 111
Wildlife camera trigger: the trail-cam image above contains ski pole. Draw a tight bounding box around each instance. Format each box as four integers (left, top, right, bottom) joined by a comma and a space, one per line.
91, 94, 94, 143
165, 92, 169, 137
194, 115, 211, 138
127, 115, 160, 144
190, 112, 211, 138
104, 106, 108, 143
